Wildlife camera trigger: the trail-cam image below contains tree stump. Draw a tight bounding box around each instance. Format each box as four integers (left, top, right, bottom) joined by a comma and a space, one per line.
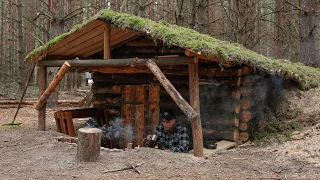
77, 128, 102, 162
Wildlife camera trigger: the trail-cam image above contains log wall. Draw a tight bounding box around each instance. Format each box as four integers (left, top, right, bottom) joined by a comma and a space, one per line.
91, 64, 256, 146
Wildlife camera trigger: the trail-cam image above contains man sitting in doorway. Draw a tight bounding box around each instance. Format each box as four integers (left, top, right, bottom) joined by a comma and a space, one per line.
146, 111, 189, 153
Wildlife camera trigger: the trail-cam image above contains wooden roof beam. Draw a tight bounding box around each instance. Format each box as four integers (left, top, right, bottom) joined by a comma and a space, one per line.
104, 23, 111, 60
37, 57, 193, 67
185, 49, 233, 66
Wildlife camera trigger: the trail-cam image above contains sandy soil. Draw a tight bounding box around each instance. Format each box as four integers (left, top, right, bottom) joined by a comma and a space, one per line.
0, 88, 320, 179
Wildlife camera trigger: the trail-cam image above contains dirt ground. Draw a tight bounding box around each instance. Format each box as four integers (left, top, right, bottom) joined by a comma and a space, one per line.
0, 88, 320, 179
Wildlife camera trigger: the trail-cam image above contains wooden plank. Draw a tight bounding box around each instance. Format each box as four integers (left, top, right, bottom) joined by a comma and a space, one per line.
121, 85, 135, 149
147, 86, 160, 136
189, 59, 203, 157
134, 86, 146, 147
82, 31, 141, 57
67, 33, 104, 56
65, 111, 75, 137
146, 59, 198, 120
27, 20, 104, 62
38, 66, 46, 131
104, 23, 111, 60
35, 62, 71, 110
51, 24, 105, 55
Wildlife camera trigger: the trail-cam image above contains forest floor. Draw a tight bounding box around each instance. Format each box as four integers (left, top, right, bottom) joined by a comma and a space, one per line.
0, 87, 320, 179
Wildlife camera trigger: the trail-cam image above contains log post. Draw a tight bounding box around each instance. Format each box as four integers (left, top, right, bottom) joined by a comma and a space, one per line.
121, 85, 134, 149
147, 86, 160, 136
38, 66, 47, 130
77, 128, 102, 162
134, 86, 146, 147
104, 23, 111, 60
188, 59, 203, 157
35, 61, 70, 111
146, 59, 198, 120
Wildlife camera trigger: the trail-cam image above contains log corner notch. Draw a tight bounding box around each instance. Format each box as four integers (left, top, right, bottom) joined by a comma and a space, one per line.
145, 59, 198, 120
35, 61, 71, 111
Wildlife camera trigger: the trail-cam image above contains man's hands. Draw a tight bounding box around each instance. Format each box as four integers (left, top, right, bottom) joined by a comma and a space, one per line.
147, 134, 152, 141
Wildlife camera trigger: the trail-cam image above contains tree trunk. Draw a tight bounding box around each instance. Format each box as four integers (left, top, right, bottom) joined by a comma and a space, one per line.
299, 0, 320, 67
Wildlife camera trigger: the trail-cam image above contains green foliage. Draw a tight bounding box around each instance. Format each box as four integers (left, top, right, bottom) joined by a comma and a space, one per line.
25, 10, 320, 90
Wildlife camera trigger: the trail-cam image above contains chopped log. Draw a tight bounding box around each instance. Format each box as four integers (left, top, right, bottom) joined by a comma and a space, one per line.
38, 66, 47, 131
241, 88, 252, 96
241, 111, 252, 122
242, 78, 252, 86
104, 23, 111, 60
203, 128, 239, 142
147, 86, 160, 136
37, 57, 192, 67
35, 62, 71, 111
232, 90, 241, 100
121, 85, 135, 149
134, 86, 146, 147
146, 59, 198, 120
235, 104, 240, 114
77, 128, 102, 162
239, 132, 249, 142
237, 77, 241, 87
240, 99, 251, 110
189, 60, 203, 157
239, 122, 248, 131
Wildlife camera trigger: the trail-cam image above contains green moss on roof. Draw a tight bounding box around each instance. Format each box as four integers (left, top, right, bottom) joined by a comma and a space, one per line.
25, 9, 320, 90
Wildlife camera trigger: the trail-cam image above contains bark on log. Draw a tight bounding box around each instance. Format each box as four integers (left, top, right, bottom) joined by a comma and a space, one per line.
189, 61, 203, 157
35, 62, 70, 111
146, 59, 198, 120
37, 57, 192, 67
77, 128, 102, 162
38, 66, 47, 131
202, 116, 239, 127
203, 128, 240, 142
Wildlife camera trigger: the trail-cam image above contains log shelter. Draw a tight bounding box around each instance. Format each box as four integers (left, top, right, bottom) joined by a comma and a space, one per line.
25, 10, 320, 157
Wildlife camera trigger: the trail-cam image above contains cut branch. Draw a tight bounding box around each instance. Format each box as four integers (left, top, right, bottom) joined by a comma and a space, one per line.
35, 62, 70, 110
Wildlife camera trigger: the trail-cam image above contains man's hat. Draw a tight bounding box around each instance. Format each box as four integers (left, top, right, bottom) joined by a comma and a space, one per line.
161, 111, 175, 121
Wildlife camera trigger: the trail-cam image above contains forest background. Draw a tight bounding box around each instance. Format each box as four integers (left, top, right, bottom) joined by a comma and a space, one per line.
0, 0, 319, 100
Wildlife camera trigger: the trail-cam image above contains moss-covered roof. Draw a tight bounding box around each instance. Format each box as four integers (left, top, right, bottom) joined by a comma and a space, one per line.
25, 9, 320, 90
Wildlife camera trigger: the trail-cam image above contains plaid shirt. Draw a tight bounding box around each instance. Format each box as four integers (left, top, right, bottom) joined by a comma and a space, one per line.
155, 121, 189, 153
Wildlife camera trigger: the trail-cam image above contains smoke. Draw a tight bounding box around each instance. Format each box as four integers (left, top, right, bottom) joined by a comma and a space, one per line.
84, 117, 134, 142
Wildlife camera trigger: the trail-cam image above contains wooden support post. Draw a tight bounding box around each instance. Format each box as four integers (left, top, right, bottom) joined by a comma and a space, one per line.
188, 59, 203, 157
77, 128, 102, 162
146, 59, 198, 120
104, 23, 111, 60
147, 86, 160, 136
121, 85, 134, 149
38, 66, 47, 131
134, 86, 146, 147
35, 62, 70, 110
